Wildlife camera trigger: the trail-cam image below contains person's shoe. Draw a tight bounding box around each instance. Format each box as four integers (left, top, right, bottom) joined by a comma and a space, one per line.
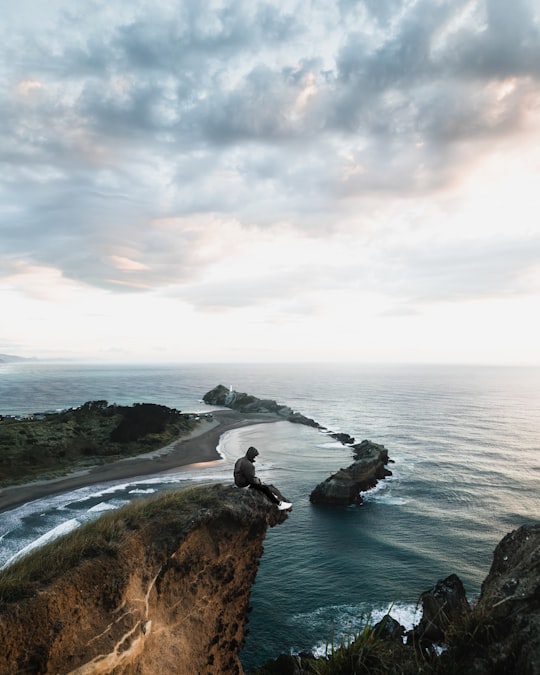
277, 500, 292, 511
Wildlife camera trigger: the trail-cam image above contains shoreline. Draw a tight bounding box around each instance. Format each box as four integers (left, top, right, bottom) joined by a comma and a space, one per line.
0, 409, 281, 514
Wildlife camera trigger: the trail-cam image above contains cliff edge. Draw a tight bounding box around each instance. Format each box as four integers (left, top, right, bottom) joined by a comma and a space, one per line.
0, 484, 288, 675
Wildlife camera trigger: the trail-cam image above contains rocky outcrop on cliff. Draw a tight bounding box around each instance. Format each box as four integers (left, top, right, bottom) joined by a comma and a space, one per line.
251, 524, 540, 675
0, 484, 288, 675
469, 523, 540, 674
309, 440, 392, 505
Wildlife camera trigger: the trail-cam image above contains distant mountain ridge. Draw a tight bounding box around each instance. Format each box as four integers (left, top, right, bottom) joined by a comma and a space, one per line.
0, 354, 35, 363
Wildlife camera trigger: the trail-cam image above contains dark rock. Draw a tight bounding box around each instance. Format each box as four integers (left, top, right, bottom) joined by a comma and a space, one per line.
329, 432, 355, 445
475, 524, 540, 674
309, 440, 392, 505
203, 385, 322, 428
352, 439, 389, 462
411, 574, 470, 644
373, 614, 406, 643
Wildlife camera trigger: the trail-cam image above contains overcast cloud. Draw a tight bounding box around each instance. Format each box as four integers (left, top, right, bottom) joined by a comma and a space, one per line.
1, 0, 540, 363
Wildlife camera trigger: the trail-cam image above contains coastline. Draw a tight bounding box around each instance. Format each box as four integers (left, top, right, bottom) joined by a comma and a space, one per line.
0, 409, 281, 514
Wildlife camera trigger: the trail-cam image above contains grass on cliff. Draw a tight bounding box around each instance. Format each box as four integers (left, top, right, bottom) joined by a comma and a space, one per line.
250, 607, 503, 675
251, 622, 432, 675
0, 401, 198, 487
0, 484, 225, 605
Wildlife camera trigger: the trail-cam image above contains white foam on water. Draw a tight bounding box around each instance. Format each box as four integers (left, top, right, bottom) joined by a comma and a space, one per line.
2, 518, 81, 568
291, 601, 421, 658
359, 470, 408, 505
128, 488, 156, 495
316, 440, 351, 449
88, 502, 118, 512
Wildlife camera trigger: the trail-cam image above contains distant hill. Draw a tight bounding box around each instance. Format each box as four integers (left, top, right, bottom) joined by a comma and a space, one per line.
0, 354, 36, 363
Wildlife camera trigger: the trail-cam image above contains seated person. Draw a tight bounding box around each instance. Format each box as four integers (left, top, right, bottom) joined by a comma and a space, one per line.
234, 446, 292, 511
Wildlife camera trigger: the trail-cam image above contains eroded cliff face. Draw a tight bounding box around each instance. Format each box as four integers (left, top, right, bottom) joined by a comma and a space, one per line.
0, 485, 288, 675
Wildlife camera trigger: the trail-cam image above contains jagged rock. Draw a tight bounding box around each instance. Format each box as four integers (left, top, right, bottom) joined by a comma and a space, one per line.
309, 440, 392, 505
472, 523, 540, 674
0, 484, 289, 675
410, 573, 471, 644
352, 439, 389, 462
203, 385, 322, 429
373, 614, 406, 642
329, 432, 355, 445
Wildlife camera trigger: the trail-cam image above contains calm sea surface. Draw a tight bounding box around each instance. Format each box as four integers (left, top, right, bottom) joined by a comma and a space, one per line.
0, 362, 539, 670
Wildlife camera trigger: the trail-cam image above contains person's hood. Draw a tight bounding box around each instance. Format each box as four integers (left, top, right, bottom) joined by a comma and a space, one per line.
246, 446, 259, 461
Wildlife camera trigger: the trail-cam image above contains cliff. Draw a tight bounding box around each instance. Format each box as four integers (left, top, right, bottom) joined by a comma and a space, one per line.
0, 484, 289, 675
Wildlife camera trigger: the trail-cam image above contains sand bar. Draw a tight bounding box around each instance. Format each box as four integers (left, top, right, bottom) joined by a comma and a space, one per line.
0, 409, 280, 514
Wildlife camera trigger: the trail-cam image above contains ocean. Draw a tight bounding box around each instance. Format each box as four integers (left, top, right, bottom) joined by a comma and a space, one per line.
0, 362, 538, 670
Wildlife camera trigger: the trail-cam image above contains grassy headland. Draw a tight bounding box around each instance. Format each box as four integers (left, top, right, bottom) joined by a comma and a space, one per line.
0, 400, 198, 487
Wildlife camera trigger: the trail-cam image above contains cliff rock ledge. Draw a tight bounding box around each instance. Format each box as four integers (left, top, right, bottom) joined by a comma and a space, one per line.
0, 485, 288, 675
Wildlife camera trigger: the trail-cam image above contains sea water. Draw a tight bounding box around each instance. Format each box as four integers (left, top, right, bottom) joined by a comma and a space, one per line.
0, 362, 538, 670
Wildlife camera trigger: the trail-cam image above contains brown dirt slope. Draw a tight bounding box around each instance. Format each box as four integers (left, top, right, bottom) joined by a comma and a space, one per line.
0, 484, 289, 675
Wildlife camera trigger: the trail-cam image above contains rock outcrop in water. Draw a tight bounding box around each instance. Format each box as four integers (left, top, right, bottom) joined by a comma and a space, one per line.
309, 440, 392, 505
0, 485, 289, 675
203, 384, 322, 428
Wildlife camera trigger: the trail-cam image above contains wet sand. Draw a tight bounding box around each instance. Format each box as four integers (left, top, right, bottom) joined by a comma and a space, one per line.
0, 409, 281, 514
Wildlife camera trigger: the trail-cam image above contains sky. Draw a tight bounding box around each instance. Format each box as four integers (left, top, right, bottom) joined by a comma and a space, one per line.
1, 0, 540, 365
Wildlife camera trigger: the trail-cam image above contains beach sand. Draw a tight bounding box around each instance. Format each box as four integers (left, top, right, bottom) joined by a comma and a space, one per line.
0, 409, 280, 514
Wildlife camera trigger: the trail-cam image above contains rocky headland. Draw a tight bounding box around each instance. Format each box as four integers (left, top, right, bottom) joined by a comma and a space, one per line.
0, 400, 198, 488
0, 487, 537, 674
203, 385, 392, 505
2, 386, 536, 673
0, 484, 289, 675
309, 439, 393, 505
252, 523, 540, 675
203, 384, 323, 428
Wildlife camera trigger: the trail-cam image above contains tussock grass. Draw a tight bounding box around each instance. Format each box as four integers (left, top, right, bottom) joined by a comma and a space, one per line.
0, 484, 225, 604
0, 401, 198, 487
311, 621, 387, 675
308, 619, 428, 675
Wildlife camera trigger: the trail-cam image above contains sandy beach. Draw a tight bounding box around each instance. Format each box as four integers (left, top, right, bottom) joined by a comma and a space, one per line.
0, 409, 281, 514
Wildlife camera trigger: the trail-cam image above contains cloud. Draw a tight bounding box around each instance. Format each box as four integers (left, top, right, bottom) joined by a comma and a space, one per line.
380, 235, 540, 305
1, 0, 540, 318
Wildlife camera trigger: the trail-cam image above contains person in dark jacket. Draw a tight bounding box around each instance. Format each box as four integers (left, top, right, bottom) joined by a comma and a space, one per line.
234, 446, 292, 510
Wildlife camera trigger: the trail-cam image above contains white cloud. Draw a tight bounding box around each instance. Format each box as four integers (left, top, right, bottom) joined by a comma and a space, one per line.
1, 0, 540, 363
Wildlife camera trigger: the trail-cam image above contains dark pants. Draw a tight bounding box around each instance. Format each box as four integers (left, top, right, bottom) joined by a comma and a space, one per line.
249, 481, 280, 504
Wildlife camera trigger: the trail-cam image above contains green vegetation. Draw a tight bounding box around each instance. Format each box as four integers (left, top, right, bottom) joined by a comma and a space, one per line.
0, 485, 223, 604
250, 617, 428, 675
249, 607, 506, 675
0, 400, 197, 487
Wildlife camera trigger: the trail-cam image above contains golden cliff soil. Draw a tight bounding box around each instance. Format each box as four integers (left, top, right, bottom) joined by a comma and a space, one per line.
0, 485, 288, 675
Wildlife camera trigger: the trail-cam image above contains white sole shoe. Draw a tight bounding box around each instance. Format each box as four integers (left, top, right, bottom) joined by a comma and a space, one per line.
277, 501, 292, 511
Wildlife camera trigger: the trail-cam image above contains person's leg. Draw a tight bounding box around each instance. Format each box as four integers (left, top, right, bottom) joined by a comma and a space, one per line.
249, 481, 280, 504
